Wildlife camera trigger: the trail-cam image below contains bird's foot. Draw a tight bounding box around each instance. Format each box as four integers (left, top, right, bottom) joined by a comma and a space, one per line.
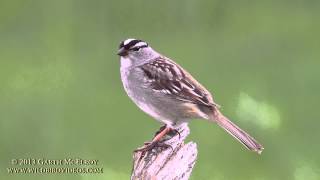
134, 141, 173, 153
154, 125, 181, 140
167, 128, 181, 139
153, 125, 167, 137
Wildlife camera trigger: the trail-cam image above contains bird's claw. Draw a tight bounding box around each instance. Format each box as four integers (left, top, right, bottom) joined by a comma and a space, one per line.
168, 129, 181, 139
134, 141, 173, 153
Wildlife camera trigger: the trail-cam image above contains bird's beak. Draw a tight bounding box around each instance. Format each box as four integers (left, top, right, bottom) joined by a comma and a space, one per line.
117, 47, 128, 56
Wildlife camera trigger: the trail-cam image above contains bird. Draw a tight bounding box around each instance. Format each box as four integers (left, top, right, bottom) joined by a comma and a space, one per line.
117, 38, 263, 154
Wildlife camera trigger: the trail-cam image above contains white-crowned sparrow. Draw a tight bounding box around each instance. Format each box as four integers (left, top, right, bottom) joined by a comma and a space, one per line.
118, 38, 263, 154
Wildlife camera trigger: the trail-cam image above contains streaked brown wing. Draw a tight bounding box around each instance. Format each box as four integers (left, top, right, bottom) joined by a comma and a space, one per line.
139, 57, 218, 107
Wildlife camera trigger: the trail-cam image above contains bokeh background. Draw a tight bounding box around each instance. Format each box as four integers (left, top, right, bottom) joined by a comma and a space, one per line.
1, 0, 319, 179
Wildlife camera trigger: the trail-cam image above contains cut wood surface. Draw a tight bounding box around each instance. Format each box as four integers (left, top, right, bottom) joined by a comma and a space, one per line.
131, 124, 197, 180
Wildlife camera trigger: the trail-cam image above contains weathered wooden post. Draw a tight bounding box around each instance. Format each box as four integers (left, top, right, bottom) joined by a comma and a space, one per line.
131, 124, 197, 180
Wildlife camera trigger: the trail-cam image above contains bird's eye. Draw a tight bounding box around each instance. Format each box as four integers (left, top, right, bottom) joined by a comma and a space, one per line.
131, 47, 140, 51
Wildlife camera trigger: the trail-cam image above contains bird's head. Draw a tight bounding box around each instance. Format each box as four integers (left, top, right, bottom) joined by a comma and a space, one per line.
117, 38, 159, 65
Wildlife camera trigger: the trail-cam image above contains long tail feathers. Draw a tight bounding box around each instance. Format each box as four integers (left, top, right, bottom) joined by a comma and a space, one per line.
210, 111, 264, 154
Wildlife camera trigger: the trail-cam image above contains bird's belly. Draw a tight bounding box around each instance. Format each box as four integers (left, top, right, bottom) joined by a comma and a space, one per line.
120, 67, 197, 125
120, 67, 165, 122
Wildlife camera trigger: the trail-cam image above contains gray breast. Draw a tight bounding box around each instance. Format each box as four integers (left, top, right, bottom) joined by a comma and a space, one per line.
121, 66, 193, 125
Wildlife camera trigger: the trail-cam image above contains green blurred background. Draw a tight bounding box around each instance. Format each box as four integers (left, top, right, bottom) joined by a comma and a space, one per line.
1, 0, 319, 179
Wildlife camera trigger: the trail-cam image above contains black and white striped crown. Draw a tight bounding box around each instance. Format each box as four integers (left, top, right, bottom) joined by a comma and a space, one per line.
119, 38, 148, 50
